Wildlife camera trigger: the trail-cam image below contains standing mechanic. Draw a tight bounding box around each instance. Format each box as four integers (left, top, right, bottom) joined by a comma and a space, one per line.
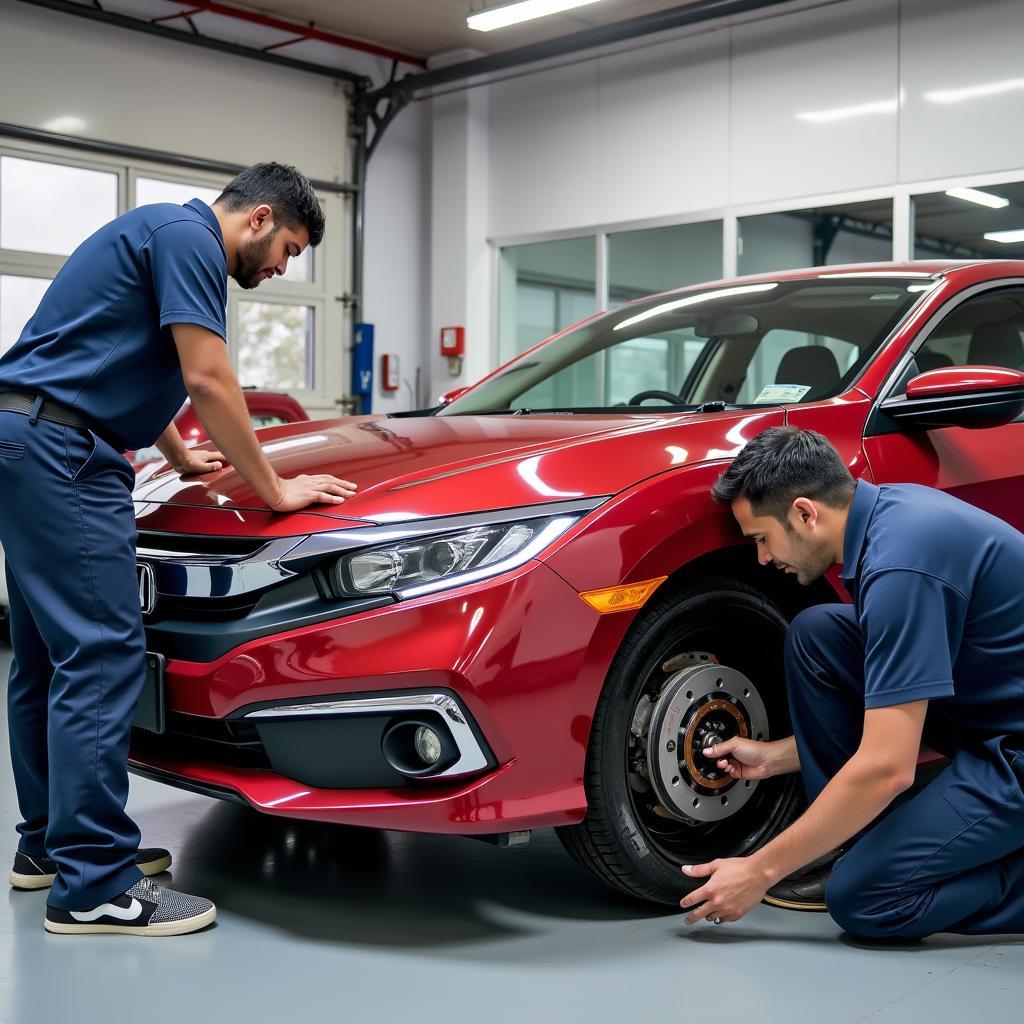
679, 425, 1024, 939
0, 163, 356, 936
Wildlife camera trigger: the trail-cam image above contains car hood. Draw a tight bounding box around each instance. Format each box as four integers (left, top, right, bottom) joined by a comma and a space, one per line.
133, 410, 784, 529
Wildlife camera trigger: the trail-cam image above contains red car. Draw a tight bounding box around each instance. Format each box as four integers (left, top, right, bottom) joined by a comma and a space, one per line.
128, 261, 1024, 904
127, 388, 309, 471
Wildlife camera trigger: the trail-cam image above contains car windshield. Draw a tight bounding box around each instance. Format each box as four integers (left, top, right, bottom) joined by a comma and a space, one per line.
439, 276, 933, 415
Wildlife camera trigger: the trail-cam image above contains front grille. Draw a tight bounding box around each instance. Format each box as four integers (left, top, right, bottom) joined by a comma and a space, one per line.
136, 531, 268, 556
149, 592, 261, 623
133, 712, 271, 770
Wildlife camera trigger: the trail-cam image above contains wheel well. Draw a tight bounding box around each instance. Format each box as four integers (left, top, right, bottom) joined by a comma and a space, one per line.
662, 545, 841, 622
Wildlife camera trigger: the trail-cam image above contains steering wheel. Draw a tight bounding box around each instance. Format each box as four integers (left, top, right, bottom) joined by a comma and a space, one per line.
627, 389, 686, 406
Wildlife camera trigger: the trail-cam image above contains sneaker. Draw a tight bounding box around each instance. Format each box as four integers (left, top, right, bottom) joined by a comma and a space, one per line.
10, 848, 172, 891
44, 877, 216, 936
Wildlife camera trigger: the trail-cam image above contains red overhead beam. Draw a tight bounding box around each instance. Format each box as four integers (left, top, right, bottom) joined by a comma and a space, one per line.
154, 0, 428, 67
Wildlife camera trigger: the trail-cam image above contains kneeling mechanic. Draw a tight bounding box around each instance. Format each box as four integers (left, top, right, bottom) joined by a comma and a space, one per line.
679, 425, 1024, 940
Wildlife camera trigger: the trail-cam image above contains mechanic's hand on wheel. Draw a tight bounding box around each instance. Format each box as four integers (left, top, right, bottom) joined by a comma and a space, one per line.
271, 474, 358, 512
702, 736, 779, 781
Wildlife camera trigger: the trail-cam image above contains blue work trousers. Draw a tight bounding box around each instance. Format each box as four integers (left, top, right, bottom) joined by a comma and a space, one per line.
786, 603, 1024, 939
0, 410, 145, 910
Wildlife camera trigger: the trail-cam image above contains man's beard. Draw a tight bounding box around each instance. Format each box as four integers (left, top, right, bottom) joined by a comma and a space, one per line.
233, 230, 276, 289
787, 531, 833, 586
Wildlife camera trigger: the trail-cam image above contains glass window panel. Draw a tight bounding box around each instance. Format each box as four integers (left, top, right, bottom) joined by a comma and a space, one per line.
738, 200, 893, 275
608, 221, 723, 304
135, 177, 221, 208
1, 275, 51, 354
237, 302, 313, 390
913, 182, 1024, 260
1, 157, 117, 256
445, 279, 920, 415
281, 246, 312, 283
735, 330, 857, 404
250, 413, 288, 429
136, 178, 313, 281
915, 286, 1024, 372
498, 237, 596, 363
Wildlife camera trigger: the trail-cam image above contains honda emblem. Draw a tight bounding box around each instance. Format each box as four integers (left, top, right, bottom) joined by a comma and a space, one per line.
137, 562, 156, 615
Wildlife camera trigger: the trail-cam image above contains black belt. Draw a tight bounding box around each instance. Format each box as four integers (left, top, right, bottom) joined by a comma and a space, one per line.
0, 391, 105, 438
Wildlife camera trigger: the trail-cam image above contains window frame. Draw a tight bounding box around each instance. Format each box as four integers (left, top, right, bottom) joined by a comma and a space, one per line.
0, 139, 337, 404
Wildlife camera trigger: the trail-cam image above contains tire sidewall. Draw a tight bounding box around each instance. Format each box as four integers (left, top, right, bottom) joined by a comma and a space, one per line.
588, 580, 801, 902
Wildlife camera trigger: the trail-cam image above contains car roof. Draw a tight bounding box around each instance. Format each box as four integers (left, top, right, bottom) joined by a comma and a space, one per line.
634, 259, 1024, 305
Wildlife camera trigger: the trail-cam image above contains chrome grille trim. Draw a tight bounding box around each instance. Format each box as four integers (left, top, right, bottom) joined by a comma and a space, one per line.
136, 536, 304, 599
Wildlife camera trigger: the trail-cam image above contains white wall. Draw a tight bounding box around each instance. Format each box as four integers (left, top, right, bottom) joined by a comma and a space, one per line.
429, 0, 1024, 395
0, 0, 348, 180
483, 0, 1024, 238
0, 0, 433, 415
363, 98, 431, 411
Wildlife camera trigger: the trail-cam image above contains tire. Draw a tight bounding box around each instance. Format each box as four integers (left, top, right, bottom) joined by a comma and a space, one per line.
557, 576, 804, 905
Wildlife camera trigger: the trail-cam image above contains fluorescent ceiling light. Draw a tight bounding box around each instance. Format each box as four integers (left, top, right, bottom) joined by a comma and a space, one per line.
796, 99, 897, 123
614, 283, 778, 332
468, 0, 603, 32
42, 114, 87, 133
984, 229, 1024, 244
925, 78, 1024, 105
945, 186, 1009, 209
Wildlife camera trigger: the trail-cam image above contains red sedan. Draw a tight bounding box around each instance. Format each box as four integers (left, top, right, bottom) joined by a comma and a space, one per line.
128, 261, 1024, 904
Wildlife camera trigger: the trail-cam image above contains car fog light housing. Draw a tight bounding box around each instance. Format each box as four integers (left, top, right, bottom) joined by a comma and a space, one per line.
414, 725, 443, 766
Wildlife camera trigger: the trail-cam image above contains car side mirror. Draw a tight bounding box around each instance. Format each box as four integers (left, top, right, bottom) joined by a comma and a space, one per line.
438, 386, 469, 405
880, 365, 1024, 430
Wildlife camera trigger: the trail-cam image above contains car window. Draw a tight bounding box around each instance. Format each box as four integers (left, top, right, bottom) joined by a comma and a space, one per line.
442, 278, 925, 415
915, 286, 1024, 374
251, 413, 289, 429
735, 330, 858, 404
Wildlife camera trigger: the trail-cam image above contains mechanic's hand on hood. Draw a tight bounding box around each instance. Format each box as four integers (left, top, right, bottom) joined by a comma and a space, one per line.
174, 448, 225, 476
271, 474, 358, 512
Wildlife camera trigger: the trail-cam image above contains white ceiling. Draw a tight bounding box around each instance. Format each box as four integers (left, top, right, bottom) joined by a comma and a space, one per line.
201, 0, 706, 62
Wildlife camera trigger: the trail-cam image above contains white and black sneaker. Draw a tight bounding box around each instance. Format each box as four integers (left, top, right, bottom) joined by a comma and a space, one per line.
44, 877, 216, 936
10, 848, 172, 891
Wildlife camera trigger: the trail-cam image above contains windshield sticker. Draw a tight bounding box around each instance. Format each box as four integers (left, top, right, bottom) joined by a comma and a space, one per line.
753, 384, 812, 405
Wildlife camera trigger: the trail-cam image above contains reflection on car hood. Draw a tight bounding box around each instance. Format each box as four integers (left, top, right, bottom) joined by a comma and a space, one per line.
132, 411, 785, 526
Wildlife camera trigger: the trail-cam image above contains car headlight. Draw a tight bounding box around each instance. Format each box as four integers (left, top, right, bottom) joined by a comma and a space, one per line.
332, 515, 579, 599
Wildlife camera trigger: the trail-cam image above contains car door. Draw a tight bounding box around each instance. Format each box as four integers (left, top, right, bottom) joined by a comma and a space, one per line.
861, 281, 1024, 531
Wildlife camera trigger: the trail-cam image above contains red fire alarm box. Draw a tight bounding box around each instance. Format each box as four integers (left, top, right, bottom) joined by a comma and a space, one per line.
440, 326, 464, 357
381, 353, 400, 391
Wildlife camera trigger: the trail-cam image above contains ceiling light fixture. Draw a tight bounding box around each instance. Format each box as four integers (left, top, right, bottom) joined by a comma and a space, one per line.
42, 115, 87, 134
983, 229, 1024, 244
945, 187, 1009, 209
796, 99, 898, 123
925, 78, 1024, 105
467, 0, 603, 32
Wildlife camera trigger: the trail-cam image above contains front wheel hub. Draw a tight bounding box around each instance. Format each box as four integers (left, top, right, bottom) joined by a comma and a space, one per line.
647, 664, 769, 823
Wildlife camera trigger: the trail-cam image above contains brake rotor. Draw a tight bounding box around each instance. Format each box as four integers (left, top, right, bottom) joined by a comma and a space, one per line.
646, 663, 769, 823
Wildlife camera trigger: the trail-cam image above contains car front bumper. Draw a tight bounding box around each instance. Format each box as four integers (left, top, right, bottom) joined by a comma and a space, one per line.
129, 559, 614, 834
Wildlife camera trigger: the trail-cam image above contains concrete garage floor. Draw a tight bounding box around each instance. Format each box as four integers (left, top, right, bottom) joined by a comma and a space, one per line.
0, 649, 1022, 1023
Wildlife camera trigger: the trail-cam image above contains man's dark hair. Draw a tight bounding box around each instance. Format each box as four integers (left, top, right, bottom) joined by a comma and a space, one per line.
215, 162, 325, 247
711, 426, 855, 526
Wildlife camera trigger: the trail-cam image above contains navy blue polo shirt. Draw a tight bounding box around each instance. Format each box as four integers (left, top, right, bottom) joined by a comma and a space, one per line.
841, 479, 1024, 735
0, 199, 227, 450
